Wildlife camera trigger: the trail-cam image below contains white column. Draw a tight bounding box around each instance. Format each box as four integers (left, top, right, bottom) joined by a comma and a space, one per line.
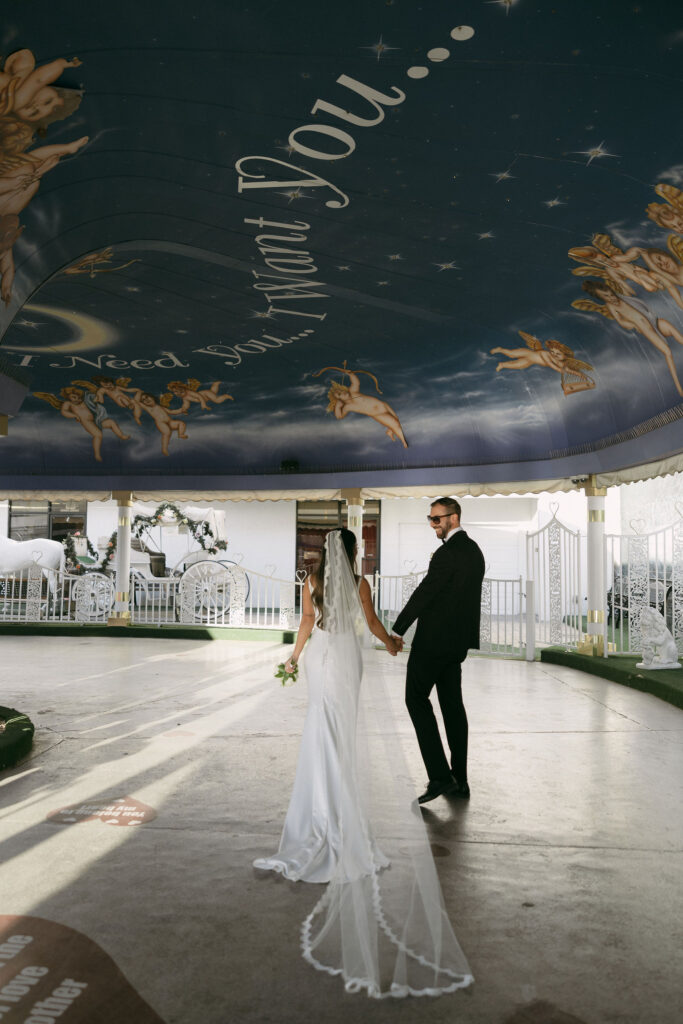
584, 476, 607, 656
341, 487, 364, 573
109, 490, 133, 626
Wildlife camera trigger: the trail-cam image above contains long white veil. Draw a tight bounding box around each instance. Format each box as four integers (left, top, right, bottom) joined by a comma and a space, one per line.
300, 530, 473, 998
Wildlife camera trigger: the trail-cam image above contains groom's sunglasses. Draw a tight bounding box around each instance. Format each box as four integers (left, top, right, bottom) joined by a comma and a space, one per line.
427, 513, 455, 524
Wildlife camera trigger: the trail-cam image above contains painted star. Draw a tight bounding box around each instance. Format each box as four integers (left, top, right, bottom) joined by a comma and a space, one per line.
361, 36, 399, 61
125, 286, 141, 292
477, 231, 495, 240
387, 254, 404, 261
277, 143, 297, 158
490, 170, 515, 183
543, 197, 565, 207
433, 262, 459, 271
337, 265, 352, 271
278, 188, 310, 203
249, 310, 275, 319
376, 281, 390, 286
175, 329, 188, 334
575, 140, 618, 165
16, 319, 41, 329
487, 0, 518, 13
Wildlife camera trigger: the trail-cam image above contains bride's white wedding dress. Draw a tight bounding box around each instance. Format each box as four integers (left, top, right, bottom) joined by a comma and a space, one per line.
254, 532, 473, 998
254, 609, 389, 883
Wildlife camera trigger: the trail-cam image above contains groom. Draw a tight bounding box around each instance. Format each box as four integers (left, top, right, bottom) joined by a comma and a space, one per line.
392, 497, 485, 804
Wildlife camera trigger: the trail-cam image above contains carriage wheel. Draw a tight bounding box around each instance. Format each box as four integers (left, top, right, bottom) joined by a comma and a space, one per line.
178, 560, 240, 623
73, 572, 115, 622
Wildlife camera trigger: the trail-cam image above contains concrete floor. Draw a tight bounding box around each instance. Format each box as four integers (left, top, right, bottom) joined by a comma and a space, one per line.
1, 635, 682, 1024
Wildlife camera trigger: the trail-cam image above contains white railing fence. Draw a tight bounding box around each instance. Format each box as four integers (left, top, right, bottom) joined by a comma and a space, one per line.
526, 514, 583, 649
0, 565, 114, 624
1, 562, 528, 656
480, 576, 525, 657
5, 514, 681, 662
605, 517, 683, 655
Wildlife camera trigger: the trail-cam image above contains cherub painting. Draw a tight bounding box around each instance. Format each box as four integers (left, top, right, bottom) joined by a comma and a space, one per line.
0, 213, 23, 306
491, 332, 595, 395
128, 389, 188, 456
63, 248, 140, 279
572, 280, 683, 396
34, 386, 130, 462
0, 48, 86, 304
0, 49, 82, 126
569, 234, 662, 298
647, 183, 683, 236
88, 376, 138, 410
160, 380, 233, 413
313, 364, 408, 447
0, 122, 88, 219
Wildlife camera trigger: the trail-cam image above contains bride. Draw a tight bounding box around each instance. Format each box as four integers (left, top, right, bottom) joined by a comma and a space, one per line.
254, 528, 473, 998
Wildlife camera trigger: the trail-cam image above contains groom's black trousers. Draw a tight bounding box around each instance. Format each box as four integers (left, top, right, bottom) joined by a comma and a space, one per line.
405, 648, 469, 784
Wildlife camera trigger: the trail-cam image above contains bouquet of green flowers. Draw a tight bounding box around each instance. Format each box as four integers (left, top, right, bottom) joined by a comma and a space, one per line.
275, 660, 299, 686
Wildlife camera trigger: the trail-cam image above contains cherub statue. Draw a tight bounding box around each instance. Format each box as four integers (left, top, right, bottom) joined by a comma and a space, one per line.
636, 607, 681, 670
573, 279, 683, 396
491, 331, 595, 395
34, 385, 130, 462
313, 364, 408, 447
160, 380, 233, 413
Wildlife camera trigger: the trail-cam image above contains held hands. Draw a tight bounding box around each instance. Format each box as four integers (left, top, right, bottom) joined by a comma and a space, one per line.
384, 635, 404, 656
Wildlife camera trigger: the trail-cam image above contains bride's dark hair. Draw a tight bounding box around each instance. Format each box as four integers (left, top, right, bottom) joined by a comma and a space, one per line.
311, 527, 357, 628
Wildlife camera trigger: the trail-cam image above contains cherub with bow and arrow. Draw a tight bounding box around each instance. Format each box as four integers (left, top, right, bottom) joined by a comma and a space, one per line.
313, 363, 408, 447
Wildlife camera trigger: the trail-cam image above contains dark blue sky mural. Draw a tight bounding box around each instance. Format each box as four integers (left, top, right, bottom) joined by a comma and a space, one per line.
0, 0, 682, 489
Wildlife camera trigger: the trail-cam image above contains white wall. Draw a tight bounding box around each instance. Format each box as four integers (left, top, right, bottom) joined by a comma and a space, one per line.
380, 496, 538, 580
222, 500, 296, 579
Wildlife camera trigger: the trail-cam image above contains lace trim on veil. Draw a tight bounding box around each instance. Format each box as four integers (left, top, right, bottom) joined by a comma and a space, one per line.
300, 855, 473, 998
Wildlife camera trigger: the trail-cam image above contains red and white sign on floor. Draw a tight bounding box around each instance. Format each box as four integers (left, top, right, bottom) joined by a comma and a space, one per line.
46, 796, 156, 827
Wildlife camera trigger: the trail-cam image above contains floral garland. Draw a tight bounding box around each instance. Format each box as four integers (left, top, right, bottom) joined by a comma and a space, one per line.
131, 502, 227, 555
62, 531, 99, 575
62, 503, 226, 576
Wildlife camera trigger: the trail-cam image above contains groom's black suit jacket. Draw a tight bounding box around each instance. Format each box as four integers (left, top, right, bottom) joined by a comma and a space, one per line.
392, 529, 485, 659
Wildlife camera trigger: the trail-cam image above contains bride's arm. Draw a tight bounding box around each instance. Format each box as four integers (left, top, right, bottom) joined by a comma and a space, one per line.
359, 578, 399, 655
285, 577, 316, 671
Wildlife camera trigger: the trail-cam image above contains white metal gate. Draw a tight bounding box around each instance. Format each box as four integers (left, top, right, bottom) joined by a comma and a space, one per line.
605, 517, 683, 655
526, 513, 583, 649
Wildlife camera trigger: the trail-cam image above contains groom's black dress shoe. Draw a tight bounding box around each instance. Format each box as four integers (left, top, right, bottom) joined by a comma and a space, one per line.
417, 778, 458, 804
448, 781, 470, 799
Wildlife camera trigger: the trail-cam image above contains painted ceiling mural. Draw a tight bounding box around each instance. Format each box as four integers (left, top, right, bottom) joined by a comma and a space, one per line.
0, 0, 682, 489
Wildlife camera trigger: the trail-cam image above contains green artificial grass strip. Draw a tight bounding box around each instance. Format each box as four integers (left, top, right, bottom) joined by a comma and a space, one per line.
0, 623, 296, 643
541, 648, 683, 710
0, 706, 35, 770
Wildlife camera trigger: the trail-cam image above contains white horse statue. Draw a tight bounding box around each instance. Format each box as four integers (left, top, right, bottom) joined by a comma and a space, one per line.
0, 535, 65, 593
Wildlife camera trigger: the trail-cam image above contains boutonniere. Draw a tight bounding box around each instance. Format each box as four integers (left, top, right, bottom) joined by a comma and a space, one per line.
275, 661, 299, 686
